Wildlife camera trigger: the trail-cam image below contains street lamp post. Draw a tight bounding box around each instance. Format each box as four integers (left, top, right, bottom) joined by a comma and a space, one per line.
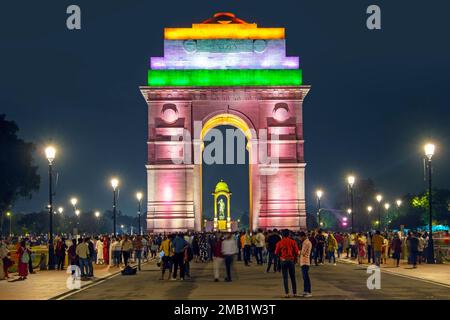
424, 143, 435, 264
75, 209, 80, 232
136, 192, 143, 236
316, 189, 323, 228
367, 206, 373, 231
111, 178, 119, 236
95, 211, 100, 231
376, 194, 383, 231
6, 212, 12, 237
347, 175, 355, 233
70, 197, 78, 235
384, 203, 390, 231
45, 146, 56, 270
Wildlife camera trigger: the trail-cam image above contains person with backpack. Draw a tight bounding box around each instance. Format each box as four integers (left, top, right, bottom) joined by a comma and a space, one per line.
17, 240, 30, 280
171, 233, 188, 280
275, 229, 299, 298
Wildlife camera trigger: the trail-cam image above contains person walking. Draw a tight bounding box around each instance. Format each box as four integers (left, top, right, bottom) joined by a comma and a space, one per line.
121, 235, 133, 267
366, 232, 373, 263
298, 231, 312, 298
55, 238, 68, 270
335, 232, 343, 258
381, 235, 389, 264
171, 233, 188, 280
212, 233, 224, 282
0, 239, 12, 279
86, 237, 95, 277
327, 233, 338, 265
242, 231, 252, 266
96, 238, 104, 265
236, 232, 242, 261
111, 237, 121, 267
159, 235, 174, 280
308, 231, 317, 265
391, 233, 402, 267
68, 239, 78, 267
184, 240, 193, 279
409, 232, 420, 268
134, 235, 143, 271
102, 236, 110, 265
266, 229, 281, 273
417, 233, 425, 264
255, 229, 265, 265
275, 229, 299, 298
17, 240, 30, 280
372, 231, 384, 267
199, 235, 209, 263
357, 233, 366, 265
26, 238, 35, 274
222, 233, 238, 282
315, 229, 325, 265
75, 238, 90, 278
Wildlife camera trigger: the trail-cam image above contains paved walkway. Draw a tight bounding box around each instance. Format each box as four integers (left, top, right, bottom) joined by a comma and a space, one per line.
337, 256, 450, 286
1, 257, 448, 300
63, 259, 450, 300
0, 263, 126, 300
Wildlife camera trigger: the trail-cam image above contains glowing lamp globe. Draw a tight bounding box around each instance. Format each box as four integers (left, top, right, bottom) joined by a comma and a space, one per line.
376, 194, 383, 203
347, 175, 355, 187
45, 146, 56, 163
70, 197, 78, 207
316, 189, 323, 200
424, 143, 435, 160
111, 178, 119, 190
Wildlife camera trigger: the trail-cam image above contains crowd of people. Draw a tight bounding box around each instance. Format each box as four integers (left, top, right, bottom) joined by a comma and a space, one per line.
0, 227, 437, 297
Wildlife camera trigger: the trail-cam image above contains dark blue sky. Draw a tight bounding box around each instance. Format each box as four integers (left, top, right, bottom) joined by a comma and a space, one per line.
1, 1, 449, 217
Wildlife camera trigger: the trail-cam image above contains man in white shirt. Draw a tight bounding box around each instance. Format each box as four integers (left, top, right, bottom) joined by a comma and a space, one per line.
221, 233, 238, 282
299, 231, 312, 297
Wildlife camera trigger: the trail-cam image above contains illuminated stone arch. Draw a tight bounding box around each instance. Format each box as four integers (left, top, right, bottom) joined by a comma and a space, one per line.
141, 13, 310, 233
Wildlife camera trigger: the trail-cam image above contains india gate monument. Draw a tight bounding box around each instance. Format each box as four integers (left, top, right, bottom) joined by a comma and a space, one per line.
140, 13, 310, 233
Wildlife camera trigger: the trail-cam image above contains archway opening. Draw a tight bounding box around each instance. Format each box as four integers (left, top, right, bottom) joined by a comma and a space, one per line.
201, 124, 250, 231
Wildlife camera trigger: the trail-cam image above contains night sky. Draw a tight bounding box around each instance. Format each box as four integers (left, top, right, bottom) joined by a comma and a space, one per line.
1, 1, 449, 219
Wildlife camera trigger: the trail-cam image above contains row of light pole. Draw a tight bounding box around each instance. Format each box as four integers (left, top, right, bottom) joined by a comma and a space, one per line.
44, 145, 145, 269
314, 143, 436, 264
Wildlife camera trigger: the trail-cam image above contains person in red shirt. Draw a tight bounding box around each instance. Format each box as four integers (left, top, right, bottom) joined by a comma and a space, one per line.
275, 229, 299, 298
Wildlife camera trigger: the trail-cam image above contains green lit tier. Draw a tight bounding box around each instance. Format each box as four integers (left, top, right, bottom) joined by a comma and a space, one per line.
147, 69, 302, 86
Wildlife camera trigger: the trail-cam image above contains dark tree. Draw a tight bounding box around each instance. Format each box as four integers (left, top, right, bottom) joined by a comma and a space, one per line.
0, 114, 40, 234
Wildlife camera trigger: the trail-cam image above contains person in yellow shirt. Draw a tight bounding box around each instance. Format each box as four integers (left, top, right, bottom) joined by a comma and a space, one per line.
372, 231, 384, 266
327, 233, 338, 265
159, 235, 173, 280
